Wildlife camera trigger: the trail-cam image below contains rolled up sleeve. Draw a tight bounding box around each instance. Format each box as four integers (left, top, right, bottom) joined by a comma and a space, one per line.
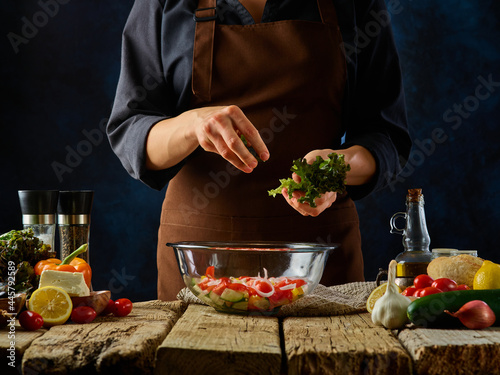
107, 0, 182, 190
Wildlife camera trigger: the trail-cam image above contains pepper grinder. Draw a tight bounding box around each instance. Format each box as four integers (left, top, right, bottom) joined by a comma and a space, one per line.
57, 191, 94, 264
18, 190, 58, 255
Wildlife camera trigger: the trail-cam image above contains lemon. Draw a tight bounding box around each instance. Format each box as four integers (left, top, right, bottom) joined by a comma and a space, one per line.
28, 286, 73, 327
473, 260, 500, 290
366, 283, 401, 313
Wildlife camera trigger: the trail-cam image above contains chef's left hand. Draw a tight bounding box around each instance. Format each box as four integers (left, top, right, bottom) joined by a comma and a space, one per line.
282, 181, 337, 217
281, 149, 338, 217
283, 187, 337, 217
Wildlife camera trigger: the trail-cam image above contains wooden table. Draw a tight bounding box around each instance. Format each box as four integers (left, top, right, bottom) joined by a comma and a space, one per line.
2, 300, 500, 374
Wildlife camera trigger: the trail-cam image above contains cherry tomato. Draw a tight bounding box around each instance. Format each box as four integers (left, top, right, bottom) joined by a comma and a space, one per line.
71, 306, 97, 324
419, 286, 442, 297
413, 274, 434, 290
456, 284, 470, 291
402, 286, 417, 297
100, 299, 115, 315
18, 310, 44, 331
431, 278, 458, 292
112, 298, 133, 317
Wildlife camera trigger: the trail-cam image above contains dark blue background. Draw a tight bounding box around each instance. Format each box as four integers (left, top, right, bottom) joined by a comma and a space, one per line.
1, 0, 499, 302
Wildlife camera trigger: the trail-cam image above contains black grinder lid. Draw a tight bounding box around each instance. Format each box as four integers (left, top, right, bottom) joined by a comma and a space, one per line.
18, 190, 59, 215
57, 190, 94, 215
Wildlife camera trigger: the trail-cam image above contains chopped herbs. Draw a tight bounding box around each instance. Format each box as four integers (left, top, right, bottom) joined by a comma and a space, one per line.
268, 153, 350, 208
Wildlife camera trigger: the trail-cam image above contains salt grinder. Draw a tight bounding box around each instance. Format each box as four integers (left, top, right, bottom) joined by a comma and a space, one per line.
57, 190, 94, 263
18, 190, 58, 254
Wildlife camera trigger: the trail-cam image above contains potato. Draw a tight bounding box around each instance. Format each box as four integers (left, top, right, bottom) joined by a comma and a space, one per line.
427, 254, 483, 288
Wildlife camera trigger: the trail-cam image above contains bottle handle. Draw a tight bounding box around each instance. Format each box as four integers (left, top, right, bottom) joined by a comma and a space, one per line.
390, 212, 407, 235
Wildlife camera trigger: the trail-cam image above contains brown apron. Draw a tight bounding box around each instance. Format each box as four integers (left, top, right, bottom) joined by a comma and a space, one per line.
157, 0, 364, 301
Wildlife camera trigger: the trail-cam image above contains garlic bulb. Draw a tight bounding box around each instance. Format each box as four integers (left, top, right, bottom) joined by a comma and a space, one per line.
371, 260, 411, 329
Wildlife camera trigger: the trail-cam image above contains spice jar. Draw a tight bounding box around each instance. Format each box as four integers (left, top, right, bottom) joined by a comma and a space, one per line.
18, 190, 58, 256
57, 191, 94, 263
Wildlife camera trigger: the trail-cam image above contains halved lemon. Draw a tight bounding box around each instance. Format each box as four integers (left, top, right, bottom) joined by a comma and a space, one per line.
366, 283, 402, 313
28, 286, 73, 327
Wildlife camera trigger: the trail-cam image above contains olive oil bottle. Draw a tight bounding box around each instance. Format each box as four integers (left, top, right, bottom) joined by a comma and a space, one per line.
390, 189, 433, 289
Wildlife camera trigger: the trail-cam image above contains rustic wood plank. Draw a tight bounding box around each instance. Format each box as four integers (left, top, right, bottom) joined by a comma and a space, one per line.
156, 304, 282, 375
398, 327, 500, 375
1, 320, 48, 374
21, 300, 186, 375
284, 312, 412, 375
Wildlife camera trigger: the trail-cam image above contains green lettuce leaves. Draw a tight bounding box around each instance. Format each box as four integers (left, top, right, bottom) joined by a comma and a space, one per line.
0, 228, 54, 297
268, 153, 350, 208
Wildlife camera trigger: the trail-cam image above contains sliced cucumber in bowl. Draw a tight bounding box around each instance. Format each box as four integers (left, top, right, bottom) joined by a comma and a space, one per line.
220, 288, 245, 302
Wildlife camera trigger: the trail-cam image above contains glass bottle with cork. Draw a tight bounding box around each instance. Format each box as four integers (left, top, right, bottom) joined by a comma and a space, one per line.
390, 188, 433, 289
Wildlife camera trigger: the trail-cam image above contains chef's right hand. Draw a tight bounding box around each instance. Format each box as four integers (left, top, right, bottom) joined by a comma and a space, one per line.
190, 105, 270, 173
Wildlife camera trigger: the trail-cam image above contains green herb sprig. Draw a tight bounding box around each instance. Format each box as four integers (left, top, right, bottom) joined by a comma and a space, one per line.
268, 153, 350, 208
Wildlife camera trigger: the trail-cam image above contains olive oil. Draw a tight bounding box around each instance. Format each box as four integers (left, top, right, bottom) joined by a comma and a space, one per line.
390, 189, 433, 285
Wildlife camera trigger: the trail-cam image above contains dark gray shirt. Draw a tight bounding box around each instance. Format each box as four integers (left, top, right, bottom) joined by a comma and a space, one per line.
107, 0, 411, 199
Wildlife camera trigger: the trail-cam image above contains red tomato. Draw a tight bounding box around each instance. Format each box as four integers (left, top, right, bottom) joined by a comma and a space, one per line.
456, 284, 470, 290
293, 279, 307, 288
413, 274, 434, 289
205, 266, 215, 279
431, 278, 458, 292
227, 283, 248, 293
198, 277, 218, 292
252, 280, 273, 294
419, 286, 442, 297
71, 306, 97, 324
275, 278, 306, 289
112, 298, 133, 317
211, 277, 230, 295
413, 288, 423, 297
18, 310, 44, 331
402, 286, 417, 297
100, 299, 115, 315
269, 288, 292, 305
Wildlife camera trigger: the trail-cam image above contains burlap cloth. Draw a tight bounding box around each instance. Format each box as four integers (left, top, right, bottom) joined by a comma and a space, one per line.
177, 281, 377, 317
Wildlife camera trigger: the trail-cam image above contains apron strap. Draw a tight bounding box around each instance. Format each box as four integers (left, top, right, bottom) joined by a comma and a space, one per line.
192, 0, 217, 102
316, 0, 340, 25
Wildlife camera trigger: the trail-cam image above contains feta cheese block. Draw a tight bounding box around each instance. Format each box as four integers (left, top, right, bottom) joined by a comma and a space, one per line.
39, 270, 90, 297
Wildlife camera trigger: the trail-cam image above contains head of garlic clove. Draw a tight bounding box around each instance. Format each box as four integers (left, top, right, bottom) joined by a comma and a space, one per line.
371, 259, 412, 329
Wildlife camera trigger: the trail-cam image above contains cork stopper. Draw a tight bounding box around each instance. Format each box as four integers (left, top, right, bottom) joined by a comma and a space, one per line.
407, 188, 423, 203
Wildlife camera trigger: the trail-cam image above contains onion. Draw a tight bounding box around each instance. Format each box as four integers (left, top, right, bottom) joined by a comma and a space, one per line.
279, 283, 297, 291
251, 280, 275, 298
444, 300, 496, 329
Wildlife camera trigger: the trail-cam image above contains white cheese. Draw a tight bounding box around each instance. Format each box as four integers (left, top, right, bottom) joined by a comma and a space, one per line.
39, 270, 90, 297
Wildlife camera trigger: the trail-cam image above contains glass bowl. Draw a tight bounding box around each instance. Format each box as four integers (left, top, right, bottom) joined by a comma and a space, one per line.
169, 241, 338, 315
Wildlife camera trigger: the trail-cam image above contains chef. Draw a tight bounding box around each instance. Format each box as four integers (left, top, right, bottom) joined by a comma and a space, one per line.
107, 0, 412, 301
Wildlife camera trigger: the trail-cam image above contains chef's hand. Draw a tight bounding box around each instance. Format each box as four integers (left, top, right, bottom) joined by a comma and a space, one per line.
281, 147, 377, 217
281, 149, 338, 217
283, 187, 337, 217
192, 106, 270, 173
146, 105, 270, 173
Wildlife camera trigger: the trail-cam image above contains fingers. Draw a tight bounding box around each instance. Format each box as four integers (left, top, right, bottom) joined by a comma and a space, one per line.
282, 188, 337, 217
196, 105, 269, 173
